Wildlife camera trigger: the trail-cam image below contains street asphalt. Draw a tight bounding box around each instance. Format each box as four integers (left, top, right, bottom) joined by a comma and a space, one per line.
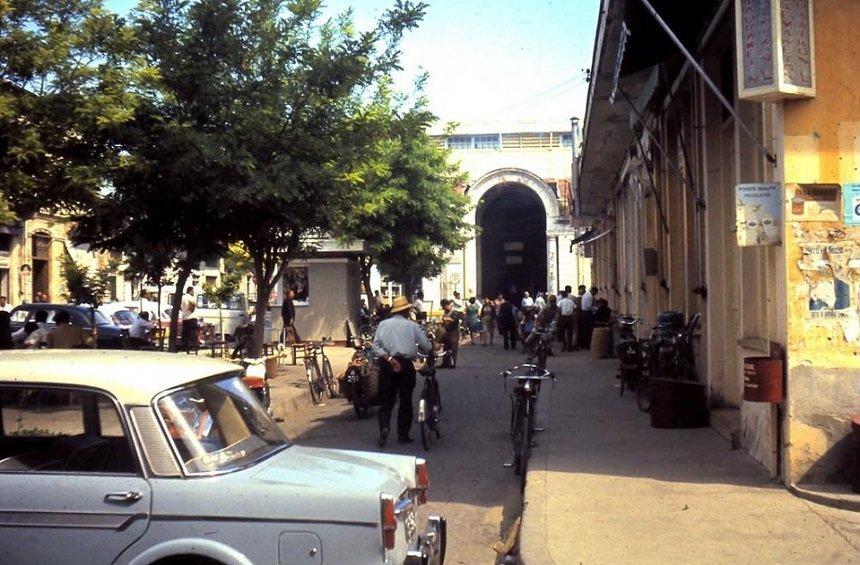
276, 340, 532, 564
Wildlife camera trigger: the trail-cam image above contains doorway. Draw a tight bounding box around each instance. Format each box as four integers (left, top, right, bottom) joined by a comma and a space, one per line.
476, 183, 547, 299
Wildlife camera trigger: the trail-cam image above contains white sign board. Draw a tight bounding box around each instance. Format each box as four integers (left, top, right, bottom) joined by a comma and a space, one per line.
736, 183, 782, 246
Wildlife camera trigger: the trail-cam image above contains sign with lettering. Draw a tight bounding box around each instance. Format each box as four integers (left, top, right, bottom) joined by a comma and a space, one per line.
844, 183, 860, 227
736, 183, 782, 246
735, 0, 815, 101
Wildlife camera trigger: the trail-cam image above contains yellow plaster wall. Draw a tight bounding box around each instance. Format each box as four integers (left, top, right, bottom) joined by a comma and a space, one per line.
781, 0, 860, 484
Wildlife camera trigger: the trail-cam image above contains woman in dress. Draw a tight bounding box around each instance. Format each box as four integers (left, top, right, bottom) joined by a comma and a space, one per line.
480, 297, 496, 346
465, 297, 482, 345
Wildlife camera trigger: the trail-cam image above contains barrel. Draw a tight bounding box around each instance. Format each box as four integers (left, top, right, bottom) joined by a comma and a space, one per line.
591, 327, 611, 359
650, 378, 709, 429
852, 415, 860, 493
743, 357, 783, 403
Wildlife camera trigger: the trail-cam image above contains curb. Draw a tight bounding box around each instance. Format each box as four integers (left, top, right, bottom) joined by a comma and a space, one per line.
271, 386, 313, 419
518, 426, 555, 564
787, 483, 860, 513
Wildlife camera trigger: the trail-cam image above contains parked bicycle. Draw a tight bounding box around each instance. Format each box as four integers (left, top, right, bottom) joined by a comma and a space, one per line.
501, 365, 554, 493
525, 328, 554, 372
616, 316, 653, 412
416, 349, 442, 451
304, 338, 337, 404
665, 313, 701, 381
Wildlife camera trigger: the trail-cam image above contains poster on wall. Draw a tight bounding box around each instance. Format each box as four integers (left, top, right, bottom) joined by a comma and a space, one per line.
788, 183, 841, 222
844, 183, 860, 227
797, 243, 857, 319
736, 183, 782, 246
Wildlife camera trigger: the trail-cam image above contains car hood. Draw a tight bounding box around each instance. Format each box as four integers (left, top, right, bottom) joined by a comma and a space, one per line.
152, 445, 417, 525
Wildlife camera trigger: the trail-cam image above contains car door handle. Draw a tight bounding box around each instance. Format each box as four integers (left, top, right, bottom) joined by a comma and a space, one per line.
104, 491, 143, 504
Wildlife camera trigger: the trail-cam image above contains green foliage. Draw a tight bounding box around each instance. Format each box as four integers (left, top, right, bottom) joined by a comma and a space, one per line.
61, 254, 111, 306
0, 0, 138, 218
335, 87, 471, 289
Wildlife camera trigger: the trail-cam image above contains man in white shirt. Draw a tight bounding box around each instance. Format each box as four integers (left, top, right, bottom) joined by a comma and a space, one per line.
372, 296, 432, 446
579, 286, 597, 349
129, 311, 156, 341
521, 291, 534, 310
18, 310, 50, 348
412, 292, 427, 322
534, 292, 546, 311
180, 286, 198, 352
451, 291, 464, 312
0, 296, 11, 313
557, 291, 576, 351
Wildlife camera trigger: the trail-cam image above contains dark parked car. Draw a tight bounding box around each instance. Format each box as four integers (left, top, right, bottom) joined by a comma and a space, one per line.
9, 304, 125, 349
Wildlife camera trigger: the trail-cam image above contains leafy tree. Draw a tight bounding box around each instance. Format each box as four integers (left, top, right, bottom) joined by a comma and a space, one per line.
0, 0, 139, 219
336, 95, 470, 302
61, 254, 112, 329
120, 0, 427, 356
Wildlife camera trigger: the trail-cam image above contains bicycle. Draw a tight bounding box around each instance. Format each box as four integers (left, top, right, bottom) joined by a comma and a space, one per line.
667, 314, 701, 381
416, 349, 442, 451
501, 365, 554, 493
304, 338, 337, 404
525, 328, 554, 372
616, 316, 653, 412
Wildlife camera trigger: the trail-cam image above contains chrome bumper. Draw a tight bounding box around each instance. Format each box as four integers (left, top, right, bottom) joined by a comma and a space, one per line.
405, 515, 446, 565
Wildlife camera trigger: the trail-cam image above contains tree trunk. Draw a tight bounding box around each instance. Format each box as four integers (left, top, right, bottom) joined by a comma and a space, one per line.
360, 257, 374, 309
168, 265, 192, 352
249, 262, 270, 358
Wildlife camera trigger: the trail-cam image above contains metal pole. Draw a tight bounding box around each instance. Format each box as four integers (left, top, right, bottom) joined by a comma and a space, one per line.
635, 0, 777, 165
618, 87, 684, 178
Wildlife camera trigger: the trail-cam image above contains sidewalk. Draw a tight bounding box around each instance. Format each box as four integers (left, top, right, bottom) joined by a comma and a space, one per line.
520, 352, 860, 564
267, 346, 355, 419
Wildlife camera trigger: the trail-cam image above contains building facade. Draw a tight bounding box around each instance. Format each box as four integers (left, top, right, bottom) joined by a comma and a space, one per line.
578, 0, 860, 487
416, 122, 591, 307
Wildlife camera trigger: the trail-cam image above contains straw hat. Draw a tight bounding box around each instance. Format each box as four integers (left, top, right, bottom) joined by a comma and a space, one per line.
389, 295, 412, 314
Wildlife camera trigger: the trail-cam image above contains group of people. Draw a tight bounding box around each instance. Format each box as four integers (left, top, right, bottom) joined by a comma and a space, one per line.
0, 309, 96, 350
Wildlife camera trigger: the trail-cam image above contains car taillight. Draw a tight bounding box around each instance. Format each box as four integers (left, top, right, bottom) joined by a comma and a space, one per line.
415, 458, 429, 505
380, 494, 397, 550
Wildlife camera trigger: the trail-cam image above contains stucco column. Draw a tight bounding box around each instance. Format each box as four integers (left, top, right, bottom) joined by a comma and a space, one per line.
546, 235, 557, 294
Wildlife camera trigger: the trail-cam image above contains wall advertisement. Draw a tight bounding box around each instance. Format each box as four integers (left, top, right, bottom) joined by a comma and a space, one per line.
844, 182, 860, 227
736, 183, 782, 246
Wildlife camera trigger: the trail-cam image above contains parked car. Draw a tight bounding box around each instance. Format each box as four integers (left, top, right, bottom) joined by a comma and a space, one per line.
0, 351, 445, 565
8, 303, 125, 349
99, 302, 139, 329
196, 293, 250, 341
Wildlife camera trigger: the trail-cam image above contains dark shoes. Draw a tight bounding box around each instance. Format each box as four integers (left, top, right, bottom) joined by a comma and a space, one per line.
378, 428, 389, 447
398, 436, 415, 444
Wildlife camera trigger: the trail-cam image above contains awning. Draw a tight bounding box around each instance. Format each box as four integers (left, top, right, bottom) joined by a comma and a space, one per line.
579, 227, 615, 246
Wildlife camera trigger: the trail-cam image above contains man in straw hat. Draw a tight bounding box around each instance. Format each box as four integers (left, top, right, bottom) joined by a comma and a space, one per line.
372, 295, 432, 446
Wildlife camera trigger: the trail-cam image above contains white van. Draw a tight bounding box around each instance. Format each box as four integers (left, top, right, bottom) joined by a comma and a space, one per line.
195, 293, 249, 341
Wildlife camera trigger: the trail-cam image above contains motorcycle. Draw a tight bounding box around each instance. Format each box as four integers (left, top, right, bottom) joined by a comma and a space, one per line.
340, 337, 380, 419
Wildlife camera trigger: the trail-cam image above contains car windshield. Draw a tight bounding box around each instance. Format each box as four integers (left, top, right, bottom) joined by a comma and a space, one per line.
157, 374, 289, 474
111, 310, 137, 325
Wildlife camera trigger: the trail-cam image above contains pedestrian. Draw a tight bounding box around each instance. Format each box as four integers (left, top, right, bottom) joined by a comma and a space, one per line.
0, 311, 13, 350
180, 286, 199, 353
534, 292, 546, 311
412, 292, 428, 322
525, 294, 560, 354
521, 291, 534, 310
17, 310, 50, 348
129, 311, 156, 346
281, 288, 300, 344
594, 298, 612, 325
557, 291, 576, 351
0, 296, 11, 313
451, 291, 464, 312
439, 299, 460, 368
480, 297, 496, 346
371, 296, 431, 447
47, 310, 95, 349
497, 294, 518, 351
465, 296, 481, 345
580, 285, 597, 350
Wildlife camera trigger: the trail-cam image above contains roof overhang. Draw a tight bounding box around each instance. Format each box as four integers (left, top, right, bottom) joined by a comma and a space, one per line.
576, 0, 721, 218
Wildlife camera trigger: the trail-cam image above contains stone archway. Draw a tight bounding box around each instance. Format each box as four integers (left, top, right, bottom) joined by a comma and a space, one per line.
465, 168, 559, 298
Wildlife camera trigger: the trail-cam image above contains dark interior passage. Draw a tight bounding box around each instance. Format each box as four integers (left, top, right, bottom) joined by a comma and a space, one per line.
477, 183, 546, 299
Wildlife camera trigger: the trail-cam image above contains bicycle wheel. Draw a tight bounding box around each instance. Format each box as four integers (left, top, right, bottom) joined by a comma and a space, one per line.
537, 345, 547, 372
518, 411, 531, 492
636, 374, 652, 412
430, 380, 442, 438
512, 399, 526, 476
305, 359, 322, 404
419, 395, 432, 451
322, 356, 337, 398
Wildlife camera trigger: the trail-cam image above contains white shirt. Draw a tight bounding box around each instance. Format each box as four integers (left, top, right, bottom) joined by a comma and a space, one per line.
413, 299, 425, 312
180, 293, 197, 321
451, 298, 464, 311
521, 296, 534, 309
581, 292, 594, 311
372, 315, 432, 360
0, 304, 11, 313
20, 322, 51, 349
535, 296, 546, 310
558, 297, 575, 316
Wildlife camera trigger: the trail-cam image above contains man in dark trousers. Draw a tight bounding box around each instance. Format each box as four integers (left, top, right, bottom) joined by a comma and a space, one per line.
280, 288, 300, 344
371, 296, 431, 446
497, 293, 518, 351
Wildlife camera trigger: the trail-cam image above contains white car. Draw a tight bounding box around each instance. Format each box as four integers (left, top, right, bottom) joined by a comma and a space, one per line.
0, 351, 446, 564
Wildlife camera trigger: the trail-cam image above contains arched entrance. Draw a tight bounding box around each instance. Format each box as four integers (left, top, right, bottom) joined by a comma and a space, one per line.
476, 183, 547, 298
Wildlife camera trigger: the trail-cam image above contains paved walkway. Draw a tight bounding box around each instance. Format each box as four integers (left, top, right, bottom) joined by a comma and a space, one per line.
520, 351, 860, 564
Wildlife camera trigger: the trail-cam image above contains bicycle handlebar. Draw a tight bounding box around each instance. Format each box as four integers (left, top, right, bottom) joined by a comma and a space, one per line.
500, 366, 555, 381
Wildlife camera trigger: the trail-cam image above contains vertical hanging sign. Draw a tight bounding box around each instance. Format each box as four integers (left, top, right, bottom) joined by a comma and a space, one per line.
736, 183, 782, 246
844, 182, 860, 227
735, 0, 815, 101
